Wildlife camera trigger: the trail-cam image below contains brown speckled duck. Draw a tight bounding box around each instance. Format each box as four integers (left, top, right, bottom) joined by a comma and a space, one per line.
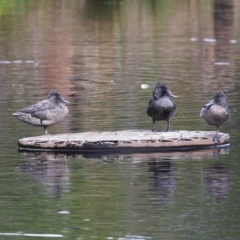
147, 83, 178, 131
13, 90, 70, 135
200, 91, 230, 142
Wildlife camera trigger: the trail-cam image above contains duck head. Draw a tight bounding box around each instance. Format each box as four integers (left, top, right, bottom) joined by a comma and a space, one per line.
48, 90, 70, 104
153, 83, 178, 100
205, 91, 227, 108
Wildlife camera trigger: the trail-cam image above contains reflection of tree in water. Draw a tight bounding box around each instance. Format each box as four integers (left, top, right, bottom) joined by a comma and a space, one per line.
203, 162, 230, 203
19, 152, 69, 200
213, 0, 234, 87
148, 158, 176, 207
214, 0, 233, 45
80, 0, 121, 21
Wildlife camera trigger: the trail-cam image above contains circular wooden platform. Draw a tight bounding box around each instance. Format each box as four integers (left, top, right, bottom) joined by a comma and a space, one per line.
17, 130, 230, 153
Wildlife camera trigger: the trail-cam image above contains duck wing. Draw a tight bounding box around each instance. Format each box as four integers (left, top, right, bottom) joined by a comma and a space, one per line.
18, 100, 56, 121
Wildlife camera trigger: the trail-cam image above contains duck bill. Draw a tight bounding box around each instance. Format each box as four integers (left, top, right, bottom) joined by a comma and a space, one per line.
61, 97, 70, 104
167, 89, 178, 98
205, 99, 215, 108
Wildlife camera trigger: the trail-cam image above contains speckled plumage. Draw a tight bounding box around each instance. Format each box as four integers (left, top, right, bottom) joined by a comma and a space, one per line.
200, 91, 230, 141
147, 83, 177, 131
13, 90, 70, 135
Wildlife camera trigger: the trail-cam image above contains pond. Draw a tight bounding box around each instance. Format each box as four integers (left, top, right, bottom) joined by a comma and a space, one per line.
1, 0, 240, 239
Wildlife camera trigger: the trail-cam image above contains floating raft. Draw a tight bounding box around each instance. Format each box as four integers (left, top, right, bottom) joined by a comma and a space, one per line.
18, 130, 230, 153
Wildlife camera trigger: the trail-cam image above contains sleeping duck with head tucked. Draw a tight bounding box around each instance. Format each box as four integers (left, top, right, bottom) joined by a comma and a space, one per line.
200, 91, 230, 142
13, 90, 70, 135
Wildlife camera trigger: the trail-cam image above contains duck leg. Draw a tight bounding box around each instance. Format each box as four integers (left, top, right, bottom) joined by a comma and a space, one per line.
44, 127, 48, 135
166, 120, 170, 132
152, 119, 156, 131
212, 128, 220, 143
165, 120, 174, 132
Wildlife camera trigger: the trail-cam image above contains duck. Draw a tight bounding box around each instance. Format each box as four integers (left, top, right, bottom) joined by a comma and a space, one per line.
147, 83, 178, 131
13, 90, 70, 135
200, 91, 230, 142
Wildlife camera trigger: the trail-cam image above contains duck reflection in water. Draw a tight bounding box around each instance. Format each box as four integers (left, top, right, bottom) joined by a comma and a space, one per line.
13, 90, 70, 135
148, 158, 176, 206
147, 83, 178, 132
203, 162, 230, 202
19, 152, 69, 199
200, 91, 230, 142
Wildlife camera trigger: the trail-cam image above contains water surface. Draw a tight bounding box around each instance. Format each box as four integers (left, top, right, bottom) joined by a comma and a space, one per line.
1, 0, 240, 239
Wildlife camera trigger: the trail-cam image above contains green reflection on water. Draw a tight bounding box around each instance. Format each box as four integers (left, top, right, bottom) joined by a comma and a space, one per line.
0, 0, 240, 239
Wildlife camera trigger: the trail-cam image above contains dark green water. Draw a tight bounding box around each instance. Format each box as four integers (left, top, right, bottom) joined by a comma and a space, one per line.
1, 0, 240, 239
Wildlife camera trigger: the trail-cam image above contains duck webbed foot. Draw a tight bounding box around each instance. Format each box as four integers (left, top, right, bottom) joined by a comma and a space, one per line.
212, 131, 220, 143
151, 121, 175, 132
152, 128, 162, 132
44, 127, 49, 135
165, 121, 175, 132
152, 128, 174, 132
165, 129, 175, 132
151, 121, 159, 132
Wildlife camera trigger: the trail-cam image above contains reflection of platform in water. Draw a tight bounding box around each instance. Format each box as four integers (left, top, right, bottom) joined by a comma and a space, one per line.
18, 145, 230, 161
18, 130, 230, 153
66, 146, 230, 160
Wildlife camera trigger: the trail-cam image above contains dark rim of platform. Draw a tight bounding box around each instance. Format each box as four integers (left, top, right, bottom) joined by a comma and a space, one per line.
18, 143, 230, 153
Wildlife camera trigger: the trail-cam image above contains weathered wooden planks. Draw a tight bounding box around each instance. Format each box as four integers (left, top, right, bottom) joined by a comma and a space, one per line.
18, 130, 230, 152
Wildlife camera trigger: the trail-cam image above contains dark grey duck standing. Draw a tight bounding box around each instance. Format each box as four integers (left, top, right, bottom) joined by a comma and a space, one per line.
200, 91, 230, 142
147, 83, 178, 131
13, 90, 70, 135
